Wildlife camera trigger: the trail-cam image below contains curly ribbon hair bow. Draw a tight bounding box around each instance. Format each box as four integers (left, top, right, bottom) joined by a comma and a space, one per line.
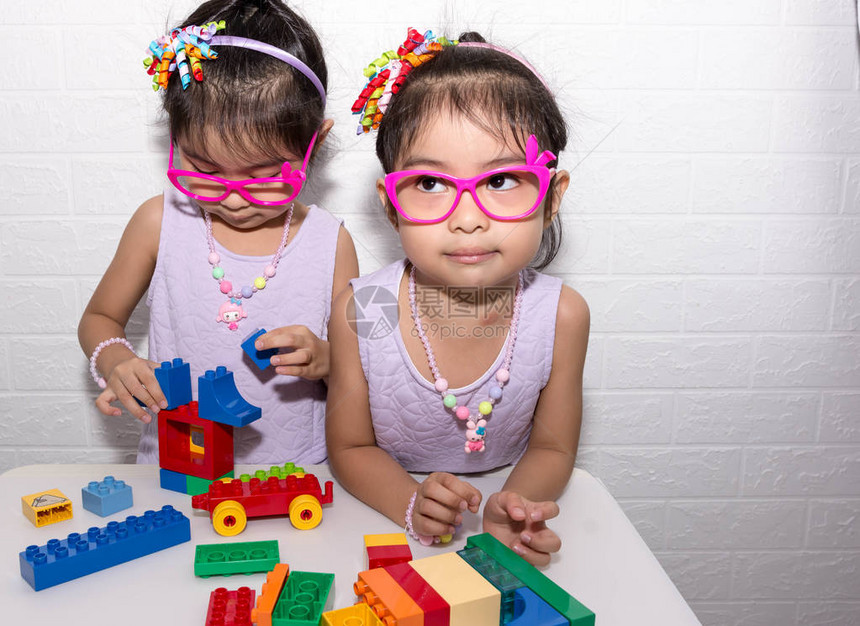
352, 28, 456, 134
143, 21, 226, 91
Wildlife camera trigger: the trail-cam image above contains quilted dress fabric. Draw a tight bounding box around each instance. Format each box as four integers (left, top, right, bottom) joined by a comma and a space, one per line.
351, 259, 562, 473
137, 186, 342, 464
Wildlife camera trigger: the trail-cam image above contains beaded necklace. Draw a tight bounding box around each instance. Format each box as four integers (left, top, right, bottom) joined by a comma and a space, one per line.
205, 204, 293, 331
408, 265, 524, 453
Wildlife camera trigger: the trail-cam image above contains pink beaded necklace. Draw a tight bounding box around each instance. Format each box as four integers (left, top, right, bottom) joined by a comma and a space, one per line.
205, 204, 293, 331
408, 265, 524, 453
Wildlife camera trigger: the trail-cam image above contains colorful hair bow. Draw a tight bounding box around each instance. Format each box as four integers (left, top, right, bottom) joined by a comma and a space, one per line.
352, 28, 456, 134
143, 21, 226, 91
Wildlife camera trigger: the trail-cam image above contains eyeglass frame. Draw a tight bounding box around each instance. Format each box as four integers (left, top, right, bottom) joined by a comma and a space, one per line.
383, 134, 558, 225
167, 131, 318, 206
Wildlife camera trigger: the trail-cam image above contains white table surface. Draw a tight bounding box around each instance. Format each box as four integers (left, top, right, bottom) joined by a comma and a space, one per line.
0, 464, 699, 625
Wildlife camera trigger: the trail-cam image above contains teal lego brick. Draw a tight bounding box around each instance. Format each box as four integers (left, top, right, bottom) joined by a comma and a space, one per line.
458, 545, 524, 624
195, 540, 280, 578
271, 570, 334, 626
465, 533, 594, 626
19, 505, 191, 591
81, 476, 133, 517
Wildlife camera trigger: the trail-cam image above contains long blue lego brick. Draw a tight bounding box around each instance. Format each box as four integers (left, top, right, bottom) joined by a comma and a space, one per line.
19, 505, 191, 591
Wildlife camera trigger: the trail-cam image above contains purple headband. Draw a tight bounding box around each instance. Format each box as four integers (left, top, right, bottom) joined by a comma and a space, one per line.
144, 22, 326, 106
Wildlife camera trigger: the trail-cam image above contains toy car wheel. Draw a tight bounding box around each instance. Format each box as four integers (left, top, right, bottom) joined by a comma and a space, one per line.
212, 500, 247, 536
288, 494, 323, 530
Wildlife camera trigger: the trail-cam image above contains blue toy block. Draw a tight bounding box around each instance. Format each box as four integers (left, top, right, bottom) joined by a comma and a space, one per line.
20, 505, 191, 591
153, 358, 192, 410
507, 588, 568, 626
198, 366, 262, 427
81, 476, 133, 517
241, 328, 278, 370
159, 468, 189, 494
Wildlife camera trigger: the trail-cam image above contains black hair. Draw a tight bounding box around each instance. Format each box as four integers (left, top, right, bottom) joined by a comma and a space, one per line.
376, 32, 566, 269
162, 0, 327, 162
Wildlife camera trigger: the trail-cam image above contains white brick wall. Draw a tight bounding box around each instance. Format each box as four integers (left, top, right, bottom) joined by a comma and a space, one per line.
1, 1, 858, 624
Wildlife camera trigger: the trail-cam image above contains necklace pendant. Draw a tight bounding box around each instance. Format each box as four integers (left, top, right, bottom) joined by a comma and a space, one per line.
216, 297, 248, 331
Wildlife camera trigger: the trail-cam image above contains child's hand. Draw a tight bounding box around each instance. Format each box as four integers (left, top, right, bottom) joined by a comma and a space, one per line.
255, 325, 329, 380
412, 472, 482, 538
482, 491, 561, 566
95, 357, 165, 423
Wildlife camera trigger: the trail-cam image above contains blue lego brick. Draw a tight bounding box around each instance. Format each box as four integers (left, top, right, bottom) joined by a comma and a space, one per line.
198, 366, 262, 427
159, 468, 189, 494
81, 476, 133, 517
507, 588, 568, 626
154, 358, 192, 410
241, 328, 278, 370
20, 505, 191, 591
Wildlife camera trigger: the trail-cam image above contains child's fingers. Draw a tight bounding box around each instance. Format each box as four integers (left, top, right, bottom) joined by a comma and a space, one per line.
273, 348, 311, 368
138, 363, 167, 410
520, 526, 562, 556
112, 377, 152, 424
415, 494, 462, 528
523, 499, 560, 524
424, 473, 482, 512
510, 539, 555, 567
412, 510, 456, 538
95, 390, 122, 417
258, 325, 316, 351
494, 490, 528, 522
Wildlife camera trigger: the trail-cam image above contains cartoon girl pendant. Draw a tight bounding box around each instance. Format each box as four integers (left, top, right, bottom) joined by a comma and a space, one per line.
216, 298, 248, 331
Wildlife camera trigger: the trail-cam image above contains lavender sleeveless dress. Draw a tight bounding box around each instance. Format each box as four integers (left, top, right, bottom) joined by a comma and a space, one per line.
351, 259, 562, 473
138, 186, 342, 464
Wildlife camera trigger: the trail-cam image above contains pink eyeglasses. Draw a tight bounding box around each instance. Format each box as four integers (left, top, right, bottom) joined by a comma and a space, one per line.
384, 135, 557, 224
167, 131, 318, 206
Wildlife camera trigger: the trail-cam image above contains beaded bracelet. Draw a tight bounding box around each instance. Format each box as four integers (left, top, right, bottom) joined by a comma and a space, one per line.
404, 491, 454, 546
89, 337, 136, 389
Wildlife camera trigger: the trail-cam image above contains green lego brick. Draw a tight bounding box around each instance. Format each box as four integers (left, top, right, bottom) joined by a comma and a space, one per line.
194, 540, 280, 578
458, 546, 524, 623
237, 462, 305, 482
465, 533, 594, 626
271, 570, 334, 626
187, 471, 234, 497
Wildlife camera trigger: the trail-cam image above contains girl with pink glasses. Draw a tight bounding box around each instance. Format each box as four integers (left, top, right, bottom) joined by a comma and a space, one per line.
327, 29, 589, 565
78, 0, 358, 465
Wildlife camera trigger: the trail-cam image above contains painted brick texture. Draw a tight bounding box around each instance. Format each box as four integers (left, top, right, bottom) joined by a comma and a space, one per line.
1, 2, 858, 624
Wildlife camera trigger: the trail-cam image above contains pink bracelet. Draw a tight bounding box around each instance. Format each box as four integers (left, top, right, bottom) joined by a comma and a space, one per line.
405, 491, 437, 545
89, 337, 136, 389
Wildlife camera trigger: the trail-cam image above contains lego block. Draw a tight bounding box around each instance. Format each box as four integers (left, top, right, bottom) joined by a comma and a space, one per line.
198, 366, 262, 427
158, 401, 234, 480
21, 489, 72, 528
238, 463, 305, 482
385, 561, 450, 626
355, 567, 424, 626
321, 603, 385, 626
206, 586, 256, 626
81, 476, 133, 517
367, 544, 413, 570
192, 474, 333, 536
195, 540, 280, 578
465, 534, 594, 626
188, 470, 235, 496
253, 564, 290, 626
159, 467, 189, 494
271, 570, 334, 625
364, 533, 409, 548
508, 588, 568, 626
241, 328, 278, 370
19, 505, 191, 591
409, 551, 500, 626
153, 357, 192, 410
458, 545, 524, 623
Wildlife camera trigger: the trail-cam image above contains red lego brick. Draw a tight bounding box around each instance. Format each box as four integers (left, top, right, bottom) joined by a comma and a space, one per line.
367, 544, 414, 570
157, 401, 234, 480
206, 586, 255, 626
384, 562, 450, 626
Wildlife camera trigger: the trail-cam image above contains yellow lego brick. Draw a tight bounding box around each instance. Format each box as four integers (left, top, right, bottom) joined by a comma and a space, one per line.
321, 603, 385, 626
408, 552, 500, 626
364, 533, 409, 548
21, 489, 73, 528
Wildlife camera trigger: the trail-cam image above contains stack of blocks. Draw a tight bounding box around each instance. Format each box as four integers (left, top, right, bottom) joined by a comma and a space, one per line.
155, 358, 261, 496
337, 532, 594, 626
364, 533, 413, 570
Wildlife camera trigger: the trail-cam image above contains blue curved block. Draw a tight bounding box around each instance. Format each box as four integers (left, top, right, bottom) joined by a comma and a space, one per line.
198, 366, 262, 427
508, 588, 568, 626
154, 358, 192, 410
20, 505, 190, 591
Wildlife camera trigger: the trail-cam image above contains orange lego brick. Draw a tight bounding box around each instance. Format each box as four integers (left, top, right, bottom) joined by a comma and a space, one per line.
364, 533, 409, 548
355, 567, 424, 626
251, 563, 289, 626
